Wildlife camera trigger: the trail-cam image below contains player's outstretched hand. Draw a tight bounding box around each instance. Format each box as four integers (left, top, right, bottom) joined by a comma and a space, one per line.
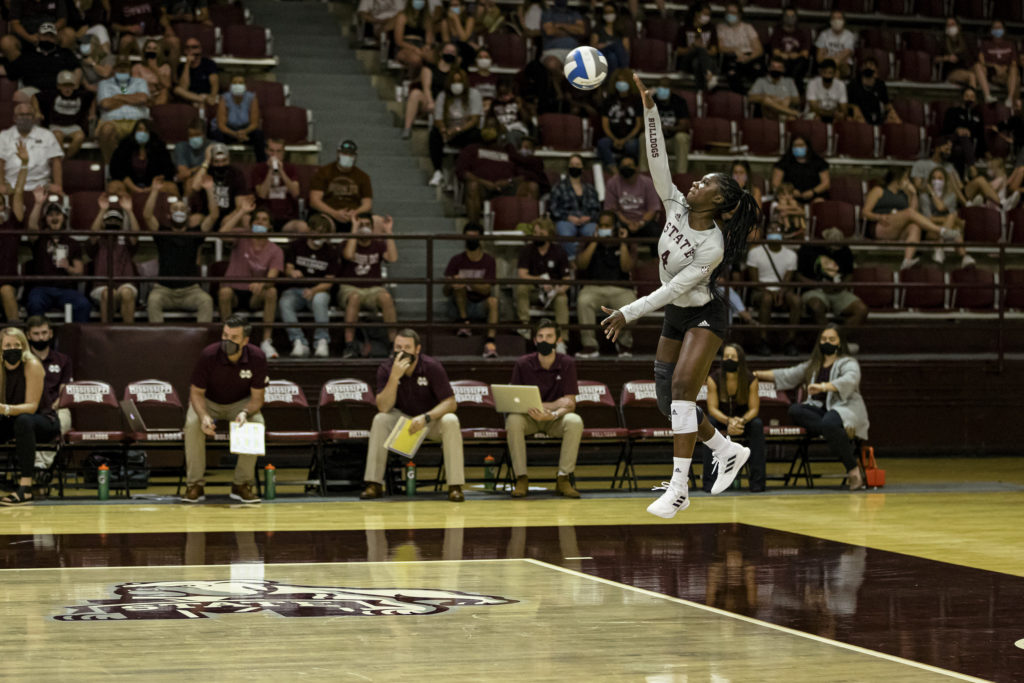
600, 306, 626, 342
633, 73, 655, 109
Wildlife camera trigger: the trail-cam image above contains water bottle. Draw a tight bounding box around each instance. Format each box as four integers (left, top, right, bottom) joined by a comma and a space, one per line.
405, 462, 417, 497
97, 463, 110, 501
483, 455, 496, 491
264, 464, 276, 500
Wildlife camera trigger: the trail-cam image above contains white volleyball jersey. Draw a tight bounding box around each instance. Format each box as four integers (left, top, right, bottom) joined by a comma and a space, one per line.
618, 105, 724, 324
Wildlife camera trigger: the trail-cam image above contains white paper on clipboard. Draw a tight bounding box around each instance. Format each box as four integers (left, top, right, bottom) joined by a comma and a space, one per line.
230, 421, 266, 456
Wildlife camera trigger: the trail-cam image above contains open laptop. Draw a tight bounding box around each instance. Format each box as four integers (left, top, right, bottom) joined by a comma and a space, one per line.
490, 385, 544, 414
120, 399, 181, 436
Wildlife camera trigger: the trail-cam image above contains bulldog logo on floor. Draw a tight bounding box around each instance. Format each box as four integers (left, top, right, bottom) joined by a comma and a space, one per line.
53, 580, 518, 621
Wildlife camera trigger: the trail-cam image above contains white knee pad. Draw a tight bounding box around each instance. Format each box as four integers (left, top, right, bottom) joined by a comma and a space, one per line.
670, 400, 698, 434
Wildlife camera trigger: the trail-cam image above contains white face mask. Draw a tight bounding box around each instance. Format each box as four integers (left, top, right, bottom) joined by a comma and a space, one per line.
230, 82, 246, 96
603, 12, 615, 23
476, 57, 492, 70
338, 154, 355, 169
831, 19, 844, 31
931, 179, 945, 193
450, 82, 465, 95
171, 210, 188, 224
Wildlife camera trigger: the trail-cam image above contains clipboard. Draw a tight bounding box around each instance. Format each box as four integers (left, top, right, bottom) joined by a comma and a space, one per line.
384, 417, 428, 459
230, 421, 266, 456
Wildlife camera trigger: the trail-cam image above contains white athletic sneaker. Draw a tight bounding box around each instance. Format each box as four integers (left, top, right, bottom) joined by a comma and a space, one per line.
429, 170, 444, 187
960, 254, 976, 269
709, 440, 751, 495
260, 339, 279, 359
314, 339, 330, 358
290, 339, 309, 358
647, 481, 690, 518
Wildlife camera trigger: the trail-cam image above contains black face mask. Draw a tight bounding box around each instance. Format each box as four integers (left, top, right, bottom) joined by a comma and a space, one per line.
2, 349, 22, 365
819, 342, 839, 356
768, 69, 783, 79
619, 166, 636, 179
394, 350, 416, 365
861, 68, 875, 78
567, 167, 583, 178
144, 50, 158, 60
535, 340, 555, 356
532, 239, 546, 248
441, 53, 456, 64
221, 339, 240, 356
38, 41, 55, 54
465, 239, 480, 250
722, 359, 739, 372
822, 77, 834, 87
28, 338, 50, 351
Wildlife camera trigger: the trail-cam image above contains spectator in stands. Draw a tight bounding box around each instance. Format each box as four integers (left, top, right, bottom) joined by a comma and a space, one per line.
746, 221, 800, 357
847, 57, 899, 125
280, 213, 338, 359
805, 59, 846, 123
428, 69, 483, 187
975, 20, 1019, 108
76, 34, 117, 93
771, 136, 829, 205
748, 57, 800, 121
704, 344, 766, 493
770, 8, 810, 94
938, 18, 977, 89
357, 0, 405, 45
513, 135, 550, 195
716, 2, 764, 93
492, 79, 531, 148
505, 317, 582, 498
109, 119, 175, 193
88, 191, 140, 323
3, 22, 81, 95
310, 139, 373, 233
754, 324, 869, 491
110, 0, 178, 59
5, 0, 67, 54
173, 37, 219, 108
401, 41, 458, 140
0, 102, 64, 192
173, 117, 208, 183
143, 177, 218, 323
591, 2, 630, 72
910, 136, 1007, 211
604, 154, 660, 250
440, 0, 476, 65
182, 314, 267, 504
539, 0, 585, 72
575, 211, 635, 358
211, 75, 267, 163
0, 145, 30, 323
25, 189, 90, 322
515, 218, 570, 353
131, 38, 172, 106
549, 154, 600, 259
941, 87, 985, 179
652, 79, 692, 173
359, 327, 466, 502
469, 49, 498, 104
340, 212, 398, 358
252, 138, 302, 231
444, 222, 498, 358
794, 228, 868, 331
455, 122, 538, 224
161, 0, 211, 64
676, 1, 719, 91
814, 11, 855, 78
516, 0, 544, 41
393, 0, 437, 73
96, 59, 151, 163
598, 69, 642, 172
191, 142, 248, 220
731, 159, 763, 207
36, 70, 93, 159
919, 166, 974, 266
770, 182, 806, 240
25, 315, 72, 434
0, 326, 59, 506
218, 196, 283, 358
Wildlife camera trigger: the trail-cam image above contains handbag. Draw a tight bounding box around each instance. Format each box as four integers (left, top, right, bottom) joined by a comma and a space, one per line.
859, 444, 885, 487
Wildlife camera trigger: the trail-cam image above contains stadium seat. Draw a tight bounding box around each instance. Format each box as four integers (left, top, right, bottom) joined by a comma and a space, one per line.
151, 103, 199, 144
882, 122, 924, 160
0, 78, 16, 103
1003, 269, 1024, 309
785, 119, 828, 157
855, 47, 892, 81
928, 100, 956, 138
912, 0, 944, 16
487, 196, 540, 232
223, 24, 271, 58
791, 0, 829, 9
671, 173, 698, 194
756, 382, 804, 440
262, 106, 311, 144
901, 31, 938, 54
58, 381, 129, 496
829, 175, 865, 205
834, 0, 870, 12
961, 206, 1003, 243
618, 379, 672, 489
852, 266, 897, 309
705, 91, 746, 120
247, 79, 287, 108
317, 379, 375, 442
261, 379, 320, 491
632, 38, 672, 73
679, 90, 699, 119
691, 117, 735, 152
0, 107, 12, 131
485, 33, 527, 69
833, 121, 877, 158
952, 0, 991, 19
123, 379, 185, 442
62, 159, 105, 194
891, 97, 927, 127
174, 22, 219, 56
1009, 207, 1024, 245
574, 380, 629, 487
69, 191, 102, 232
642, 16, 680, 43
951, 267, 995, 310
860, 28, 898, 55
900, 265, 947, 310
986, 128, 1011, 160
630, 256, 661, 297
898, 50, 934, 83
450, 380, 505, 443
740, 119, 784, 156
980, 102, 1011, 129
209, 3, 247, 29
810, 200, 859, 238
538, 113, 586, 151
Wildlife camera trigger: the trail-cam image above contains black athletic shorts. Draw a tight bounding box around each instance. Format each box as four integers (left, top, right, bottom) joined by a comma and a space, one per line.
661, 298, 728, 341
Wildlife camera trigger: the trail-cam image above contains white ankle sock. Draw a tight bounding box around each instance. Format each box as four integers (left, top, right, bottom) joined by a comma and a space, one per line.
705, 430, 729, 453
671, 457, 691, 487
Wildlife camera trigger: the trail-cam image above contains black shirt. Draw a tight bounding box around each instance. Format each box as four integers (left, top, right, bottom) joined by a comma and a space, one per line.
7, 45, 80, 93
847, 78, 889, 125
797, 243, 854, 282
774, 155, 829, 195
580, 243, 631, 283
942, 104, 985, 152
154, 228, 204, 287
656, 93, 690, 131
602, 95, 642, 139
182, 56, 218, 95
10, 0, 67, 34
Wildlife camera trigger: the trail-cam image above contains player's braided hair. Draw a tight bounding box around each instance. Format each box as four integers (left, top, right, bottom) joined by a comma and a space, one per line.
708, 172, 761, 300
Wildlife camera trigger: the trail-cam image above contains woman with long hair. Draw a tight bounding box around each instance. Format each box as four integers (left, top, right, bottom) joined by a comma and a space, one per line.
108, 119, 175, 194
427, 68, 482, 186
704, 343, 766, 493
753, 323, 869, 491
131, 38, 172, 105
0, 327, 59, 505
601, 73, 761, 518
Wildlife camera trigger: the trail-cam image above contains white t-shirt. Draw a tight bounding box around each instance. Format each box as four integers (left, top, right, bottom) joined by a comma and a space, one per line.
434, 88, 484, 130
805, 76, 848, 114
814, 28, 856, 64
356, 0, 405, 20
0, 125, 64, 191
745, 244, 797, 292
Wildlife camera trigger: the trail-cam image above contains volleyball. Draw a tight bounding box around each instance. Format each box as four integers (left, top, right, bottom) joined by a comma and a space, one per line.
563, 46, 608, 91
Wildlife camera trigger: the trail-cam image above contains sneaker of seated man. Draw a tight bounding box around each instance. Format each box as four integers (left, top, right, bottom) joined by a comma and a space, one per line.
504, 318, 582, 499
339, 212, 398, 359
360, 328, 465, 502
443, 222, 499, 358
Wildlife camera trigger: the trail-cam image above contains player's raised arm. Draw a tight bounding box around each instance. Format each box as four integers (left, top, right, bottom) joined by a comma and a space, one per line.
634, 73, 673, 203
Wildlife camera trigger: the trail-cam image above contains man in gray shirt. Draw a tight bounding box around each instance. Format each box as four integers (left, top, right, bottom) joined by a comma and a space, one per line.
748, 57, 801, 121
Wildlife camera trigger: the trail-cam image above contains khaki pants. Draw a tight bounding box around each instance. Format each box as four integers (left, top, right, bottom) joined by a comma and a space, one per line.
577, 285, 634, 350
185, 398, 264, 486
505, 412, 583, 478
515, 285, 569, 330
148, 284, 215, 323
364, 409, 465, 486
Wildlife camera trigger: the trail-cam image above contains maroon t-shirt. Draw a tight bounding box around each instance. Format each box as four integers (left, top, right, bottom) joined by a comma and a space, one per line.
376, 353, 454, 417
444, 251, 495, 303
250, 162, 299, 222
111, 0, 161, 33
516, 242, 570, 279
30, 237, 83, 286
286, 240, 340, 279
40, 349, 73, 412
769, 27, 810, 56
981, 40, 1016, 67
341, 239, 387, 283
511, 352, 579, 402
190, 342, 269, 405
455, 144, 518, 183
0, 217, 22, 277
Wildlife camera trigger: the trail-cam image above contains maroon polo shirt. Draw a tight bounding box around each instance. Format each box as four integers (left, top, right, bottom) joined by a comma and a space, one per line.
39, 348, 73, 411
444, 251, 496, 303
516, 242, 570, 280
376, 353, 454, 417
341, 239, 387, 284
510, 352, 579, 402
190, 342, 269, 405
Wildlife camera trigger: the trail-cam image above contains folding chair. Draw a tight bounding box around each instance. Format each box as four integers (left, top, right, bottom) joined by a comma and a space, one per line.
573, 380, 629, 489
58, 381, 129, 496
261, 379, 321, 494
316, 379, 376, 492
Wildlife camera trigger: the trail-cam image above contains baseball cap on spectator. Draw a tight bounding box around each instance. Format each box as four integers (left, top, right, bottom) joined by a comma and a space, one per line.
39, 23, 58, 36
210, 142, 230, 161
103, 207, 126, 227
338, 140, 358, 154
57, 71, 76, 86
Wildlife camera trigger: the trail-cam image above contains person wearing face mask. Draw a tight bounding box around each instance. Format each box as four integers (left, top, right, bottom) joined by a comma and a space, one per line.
401, 42, 457, 140
36, 70, 93, 159
652, 77, 692, 173
393, 0, 437, 74
597, 68, 643, 171
218, 198, 284, 359
25, 188, 90, 323
310, 139, 374, 232
677, 1, 720, 92
475, 0, 504, 36
941, 87, 986, 179
172, 118, 209, 183
24, 316, 73, 436
443, 223, 499, 358
847, 58, 900, 126
0, 102, 64, 194
279, 214, 340, 359
918, 167, 974, 267
591, 1, 630, 72
173, 39, 220, 108
814, 11, 855, 79
603, 155, 661, 252
795, 227, 868, 332
716, 2, 764, 93
538, 0, 585, 73
190, 143, 248, 226
938, 18, 976, 89
769, 8, 810, 95
251, 137, 303, 231
440, 0, 476, 65
131, 39, 172, 105
182, 315, 269, 504
468, 49, 498, 102
143, 175, 218, 323
109, 0, 168, 58
748, 57, 801, 122
0, 327, 59, 506
575, 212, 636, 358
339, 213, 399, 359
515, 219, 571, 353
548, 154, 601, 259
3, 1, 66, 57
745, 221, 800, 357
909, 135, 1005, 211
76, 34, 117, 93
505, 318, 582, 498
87, 188, 141, 323
805, 59, 847, 123
753, 324, 869, 491
0, 147, 31, 324
95, 59, 151, 164
359, 328, 466, 502
455, 120, 537, 223
356, 0, 405, 45
975, 20, 1019, 108
772, 136, 830, 204
702, 344, 766, 493
3, 22, 82, 94
428, 70, 483, 187
109, 119, 175, 194
210, 75, 267, 162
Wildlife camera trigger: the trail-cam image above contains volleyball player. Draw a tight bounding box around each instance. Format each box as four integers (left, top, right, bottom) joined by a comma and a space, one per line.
601, 73, 761, 518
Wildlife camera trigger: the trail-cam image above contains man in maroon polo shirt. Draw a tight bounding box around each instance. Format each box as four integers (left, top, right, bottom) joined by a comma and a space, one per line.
504, 318, 582, 498
182, 315, 268, 504
359, 328, 465, 502
25, 315, 72, 434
